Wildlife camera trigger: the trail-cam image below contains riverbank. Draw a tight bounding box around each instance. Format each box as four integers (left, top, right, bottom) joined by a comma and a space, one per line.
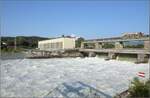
26, 49, 84, 59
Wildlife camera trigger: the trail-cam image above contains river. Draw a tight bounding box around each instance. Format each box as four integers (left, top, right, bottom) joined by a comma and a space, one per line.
1, 55, 149, 97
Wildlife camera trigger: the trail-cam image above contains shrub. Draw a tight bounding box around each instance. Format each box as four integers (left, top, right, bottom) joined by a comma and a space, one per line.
128, 77, 150, 97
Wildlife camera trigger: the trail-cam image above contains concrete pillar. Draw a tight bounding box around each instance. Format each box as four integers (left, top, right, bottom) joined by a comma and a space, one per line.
40, 51, 42, 56
108, 52, 116, 59
45, 51, 48, 56
115, 42, 123, 49
136, 54, 147, 63
42, 51, 45, 56
81, 42, 84, 49
144, 41, 150, 50
95, 43, 102, 49
95, 43, 99, 49
88, 52, 96, 57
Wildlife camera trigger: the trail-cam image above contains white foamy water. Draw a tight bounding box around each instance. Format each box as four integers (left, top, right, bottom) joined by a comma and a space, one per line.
1, 57, 149, 97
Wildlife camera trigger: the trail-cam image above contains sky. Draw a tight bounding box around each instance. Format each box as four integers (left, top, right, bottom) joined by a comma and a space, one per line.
1, 0, 149, 39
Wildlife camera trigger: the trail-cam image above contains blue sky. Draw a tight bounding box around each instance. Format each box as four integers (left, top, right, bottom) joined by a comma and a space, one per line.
1, 0, 149, 39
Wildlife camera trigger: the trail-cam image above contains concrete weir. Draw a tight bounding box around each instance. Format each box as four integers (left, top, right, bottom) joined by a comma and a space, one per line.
108, 52, 116, 59
27, 33, 150, 63
26, 48, 150, 63
80, 49, 150, 63
80, 33, 150, 63
136, 54, 148, 63
88, 52, 96, 57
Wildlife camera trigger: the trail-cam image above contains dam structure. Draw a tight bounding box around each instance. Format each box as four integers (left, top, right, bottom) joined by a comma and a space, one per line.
27, 32, 150, 63
79, 32, 150, 63
27, 36, 82, 58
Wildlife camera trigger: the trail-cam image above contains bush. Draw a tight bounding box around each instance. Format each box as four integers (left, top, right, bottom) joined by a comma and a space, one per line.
128, 77, 150, 97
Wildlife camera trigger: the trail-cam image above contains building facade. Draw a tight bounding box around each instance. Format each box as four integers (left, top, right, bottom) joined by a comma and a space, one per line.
38, 37, 76, 51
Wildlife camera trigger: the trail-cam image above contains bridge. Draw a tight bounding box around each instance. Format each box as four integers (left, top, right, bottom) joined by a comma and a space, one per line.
79, 33, 150, 63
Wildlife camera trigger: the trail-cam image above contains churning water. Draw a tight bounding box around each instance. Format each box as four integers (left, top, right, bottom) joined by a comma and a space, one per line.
1, 57, 149, 97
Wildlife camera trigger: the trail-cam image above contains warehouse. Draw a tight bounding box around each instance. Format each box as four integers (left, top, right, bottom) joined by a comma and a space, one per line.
38, 37, 76, 51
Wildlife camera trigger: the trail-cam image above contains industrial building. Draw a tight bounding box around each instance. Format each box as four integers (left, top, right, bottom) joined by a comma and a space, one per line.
38, 37, 76, 51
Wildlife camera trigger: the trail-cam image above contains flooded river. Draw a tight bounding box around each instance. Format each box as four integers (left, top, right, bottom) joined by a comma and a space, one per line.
1, 55, 149, 97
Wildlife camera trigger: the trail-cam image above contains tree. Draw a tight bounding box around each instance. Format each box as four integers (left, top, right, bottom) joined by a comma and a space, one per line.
1, 36, 49, 52
75, 37, 84, 48
128, 77, 150, 97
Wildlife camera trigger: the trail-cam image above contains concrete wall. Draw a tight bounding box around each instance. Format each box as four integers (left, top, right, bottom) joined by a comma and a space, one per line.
63, 38, 76, 49
144, 41, 150, 50
81, 42, 84, 48
38, 37, 75, 51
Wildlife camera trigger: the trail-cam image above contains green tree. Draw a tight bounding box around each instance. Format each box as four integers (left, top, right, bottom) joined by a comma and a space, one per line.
1, 36, 49, 52
128, 77, 150, 97
75, 37, 84, 48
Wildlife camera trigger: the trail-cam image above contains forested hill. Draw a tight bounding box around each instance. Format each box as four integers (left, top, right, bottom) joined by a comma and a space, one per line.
1, 36, 50, 49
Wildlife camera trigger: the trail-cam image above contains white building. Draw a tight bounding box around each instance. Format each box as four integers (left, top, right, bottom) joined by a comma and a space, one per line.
38, 37, 76, 51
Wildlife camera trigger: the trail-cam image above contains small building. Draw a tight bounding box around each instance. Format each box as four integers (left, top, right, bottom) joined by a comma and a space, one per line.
122, 32, 144, 39
38, 37, 76, 51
